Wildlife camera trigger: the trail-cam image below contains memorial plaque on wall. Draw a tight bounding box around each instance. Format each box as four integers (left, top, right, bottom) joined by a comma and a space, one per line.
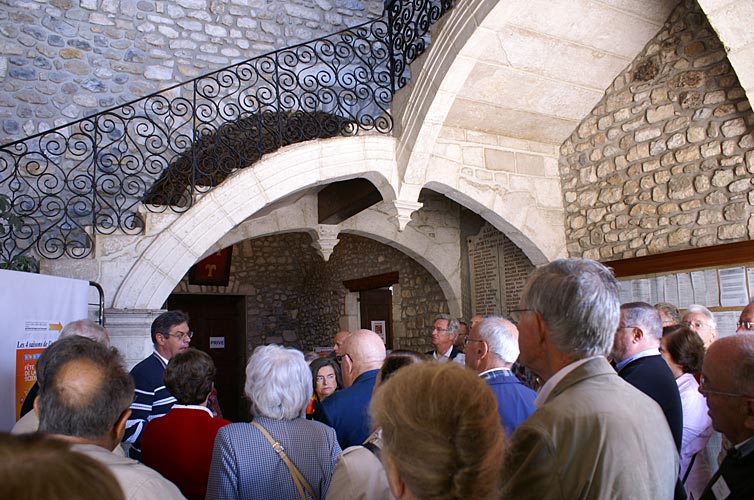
468, 225, 507, 316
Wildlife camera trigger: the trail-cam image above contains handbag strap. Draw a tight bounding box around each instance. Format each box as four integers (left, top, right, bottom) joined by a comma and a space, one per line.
251, 421, 318, 500
682, 452, 697, 484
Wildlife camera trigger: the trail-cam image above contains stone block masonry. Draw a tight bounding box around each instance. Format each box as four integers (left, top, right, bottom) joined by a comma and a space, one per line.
173, 232, 450, 356
560, 0, 754, 261
0, 0, 384, 143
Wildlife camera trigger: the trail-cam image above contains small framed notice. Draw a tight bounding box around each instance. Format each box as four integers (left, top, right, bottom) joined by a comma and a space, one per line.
210, 337, 225, 349
371, 320, 386, 343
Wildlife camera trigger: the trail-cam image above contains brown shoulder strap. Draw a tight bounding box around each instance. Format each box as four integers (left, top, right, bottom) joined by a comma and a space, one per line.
251, 421, 318, 500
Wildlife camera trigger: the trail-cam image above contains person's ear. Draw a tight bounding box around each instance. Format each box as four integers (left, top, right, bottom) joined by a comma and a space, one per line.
33, 395, 39, 418
383, 453, 407, 499
478, 340, 489, 360
632, 327, 644, 343
743, 397, 754, 432
532, 311, 549, 346
113, 408, 131, 443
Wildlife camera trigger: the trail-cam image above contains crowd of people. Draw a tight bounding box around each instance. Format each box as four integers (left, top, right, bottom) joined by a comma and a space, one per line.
3, 258, 754, 499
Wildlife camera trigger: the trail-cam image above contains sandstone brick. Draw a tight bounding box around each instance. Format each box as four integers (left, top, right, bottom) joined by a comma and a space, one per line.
713, 103, 736, 117
668, 176, 694, 199
721, 118, 747, 137
635, 127, 661, 142
646, 104, 675, 123
667, 133, 686, 149
718, 223, 746, 240
729, 179, 752, 193
705, 191, 727, 205
668, 228, 691, 246
687, 126, 705, 143
724, 202, 746, 221
711, 169, 734, 187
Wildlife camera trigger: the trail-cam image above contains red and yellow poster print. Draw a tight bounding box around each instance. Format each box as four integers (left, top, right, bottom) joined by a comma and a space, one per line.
15, 349, 43, 419
15, 321, 61, 419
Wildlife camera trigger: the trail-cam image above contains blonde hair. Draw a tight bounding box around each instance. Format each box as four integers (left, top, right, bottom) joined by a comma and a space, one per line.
0, 433, 125, 500
370, 362, 504, 500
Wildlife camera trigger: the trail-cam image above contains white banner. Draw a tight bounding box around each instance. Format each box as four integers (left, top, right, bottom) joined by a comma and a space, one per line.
0, 269, 89, 431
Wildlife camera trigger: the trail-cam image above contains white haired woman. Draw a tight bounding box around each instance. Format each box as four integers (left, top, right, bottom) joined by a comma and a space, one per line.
206, 345, 342, 499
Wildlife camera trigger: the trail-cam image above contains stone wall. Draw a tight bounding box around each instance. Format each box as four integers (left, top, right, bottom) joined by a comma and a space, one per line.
173, 230, 450, 356
0, 0, 383, 142
560, 0, 754, 261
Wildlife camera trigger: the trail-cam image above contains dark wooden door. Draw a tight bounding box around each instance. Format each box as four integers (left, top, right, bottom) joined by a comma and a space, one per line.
359, 288, 393, 349
167, 294, 246, 422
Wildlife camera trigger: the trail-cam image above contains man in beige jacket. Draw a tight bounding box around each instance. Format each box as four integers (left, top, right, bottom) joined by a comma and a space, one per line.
502, 258, 679, 500
36, 335, 185, 500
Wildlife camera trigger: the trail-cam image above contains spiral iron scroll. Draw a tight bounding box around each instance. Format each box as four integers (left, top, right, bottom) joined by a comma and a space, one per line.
0, 0, 453, 265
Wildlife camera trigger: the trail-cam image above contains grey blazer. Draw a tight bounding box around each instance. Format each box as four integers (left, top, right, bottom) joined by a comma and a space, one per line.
502, 357, 679, 500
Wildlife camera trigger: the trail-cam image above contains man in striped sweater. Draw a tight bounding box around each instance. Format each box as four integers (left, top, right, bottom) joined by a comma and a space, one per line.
122, 310, 192, 460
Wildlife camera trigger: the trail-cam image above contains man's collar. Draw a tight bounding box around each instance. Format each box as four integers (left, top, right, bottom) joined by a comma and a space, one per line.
153, 350, 170, 366
434, 345, 453, 359
614, 348, 659, 372
535, 355, 603, 407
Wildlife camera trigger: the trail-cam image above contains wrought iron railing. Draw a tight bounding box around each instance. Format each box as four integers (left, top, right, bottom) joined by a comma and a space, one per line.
0, 0, 453, 265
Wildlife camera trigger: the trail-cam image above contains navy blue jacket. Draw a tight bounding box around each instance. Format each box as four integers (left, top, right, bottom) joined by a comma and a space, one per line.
700, 438, 754, 500
618, 354, 683, 451
481, 368, 536, 436
316, 369, 379, 449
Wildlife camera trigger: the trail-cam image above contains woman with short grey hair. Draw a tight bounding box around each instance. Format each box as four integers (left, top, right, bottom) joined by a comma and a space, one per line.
207, 345, 342, 499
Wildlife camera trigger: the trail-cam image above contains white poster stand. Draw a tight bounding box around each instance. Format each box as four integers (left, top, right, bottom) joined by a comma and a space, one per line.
0, 269, 88, 431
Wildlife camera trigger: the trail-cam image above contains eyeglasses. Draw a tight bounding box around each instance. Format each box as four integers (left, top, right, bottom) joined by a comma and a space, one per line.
699, 375, 751, 398
162, 331, 193, 340
737, 320, 754, 331
315, 373, 336, 383
510, 308, 534, 323
431, 327, 449, 333
463, 336, 484, 346
616, 325, 639, 331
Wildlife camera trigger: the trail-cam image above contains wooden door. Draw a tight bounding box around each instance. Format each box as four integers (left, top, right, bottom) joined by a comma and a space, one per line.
359, 288, 393, 349
167, 294, 246, 422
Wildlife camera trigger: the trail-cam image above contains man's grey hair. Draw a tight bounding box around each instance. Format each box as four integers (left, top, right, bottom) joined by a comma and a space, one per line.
621, 302, 663, 340
476, 316, 519, 364
434, 314, 460, 341
37, 336, 134, 440
654, 302, 681, 325
245, 344, 312, 420
521, 258, 620, 358
685, 304, 717, 329
60, 319, 109, 347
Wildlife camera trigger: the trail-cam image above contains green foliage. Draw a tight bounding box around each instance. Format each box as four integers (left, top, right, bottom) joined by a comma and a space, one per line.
0, 193, 39, 273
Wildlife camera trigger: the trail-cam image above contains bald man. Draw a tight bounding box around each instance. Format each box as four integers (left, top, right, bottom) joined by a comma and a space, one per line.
35, 336, 184, 500
315, 329, 386, 449
736, 299, 754, 333
13, 319, 110, 434
699, 334, 754, 499
332, 331, 350, 358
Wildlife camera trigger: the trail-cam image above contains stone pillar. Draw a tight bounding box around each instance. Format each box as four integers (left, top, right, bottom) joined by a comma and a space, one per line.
340, 292, 360, 331
105, 308, 165, 370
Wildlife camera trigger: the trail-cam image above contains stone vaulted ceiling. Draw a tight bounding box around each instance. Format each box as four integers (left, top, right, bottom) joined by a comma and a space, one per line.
444, 0, 681, 147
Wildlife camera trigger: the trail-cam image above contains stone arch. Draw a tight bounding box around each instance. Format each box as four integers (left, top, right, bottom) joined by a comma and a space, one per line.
189, 195, 463, 317
394, 0, 690, 264
113, 136, 400, 309
697, 0, 754, 108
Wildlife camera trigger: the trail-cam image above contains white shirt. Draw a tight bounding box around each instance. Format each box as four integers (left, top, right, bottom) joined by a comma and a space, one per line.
534, 355, 603, 408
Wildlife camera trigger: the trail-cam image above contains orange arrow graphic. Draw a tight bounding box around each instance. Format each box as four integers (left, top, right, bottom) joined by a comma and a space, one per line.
49, 322, 63, 331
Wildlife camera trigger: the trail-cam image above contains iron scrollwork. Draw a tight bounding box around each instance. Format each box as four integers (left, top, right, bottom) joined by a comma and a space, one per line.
0, 0, 453, 265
